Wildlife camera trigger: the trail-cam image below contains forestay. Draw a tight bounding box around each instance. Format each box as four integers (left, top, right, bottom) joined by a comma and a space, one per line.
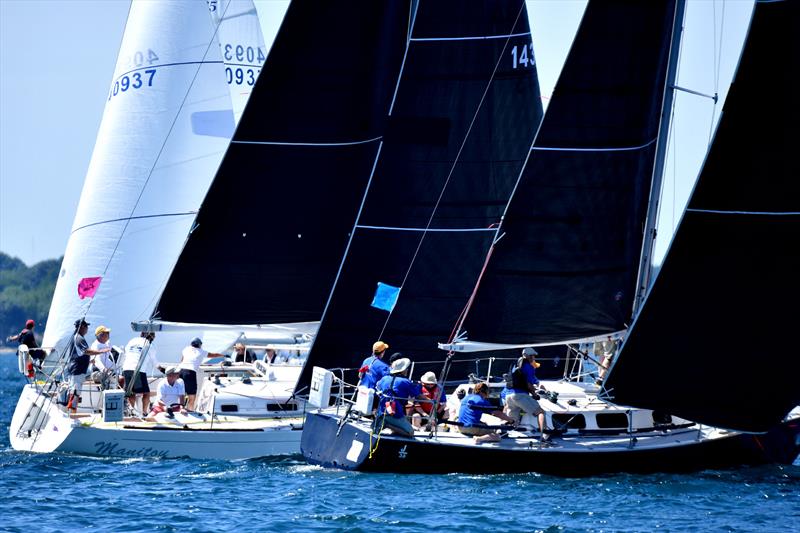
606, 0, 800, 433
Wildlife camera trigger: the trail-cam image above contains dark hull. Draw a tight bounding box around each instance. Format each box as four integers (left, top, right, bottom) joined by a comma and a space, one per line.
302, 413, 800, 476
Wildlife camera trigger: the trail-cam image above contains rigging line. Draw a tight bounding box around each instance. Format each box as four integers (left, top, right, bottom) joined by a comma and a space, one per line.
531, 138, 657, 152
231, 135, 382, 146
378, 0, 528, 340
85, 0, 234, 319
709, 0, 726, 145
70, 211, 198, 235
686, 209, 800, 216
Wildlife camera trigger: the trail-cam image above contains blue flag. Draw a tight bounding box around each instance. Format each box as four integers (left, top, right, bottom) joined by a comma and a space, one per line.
371, 282, 400, 312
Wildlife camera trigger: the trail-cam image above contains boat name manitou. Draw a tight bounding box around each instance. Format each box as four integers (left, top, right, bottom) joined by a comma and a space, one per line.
94, 441, 169, 459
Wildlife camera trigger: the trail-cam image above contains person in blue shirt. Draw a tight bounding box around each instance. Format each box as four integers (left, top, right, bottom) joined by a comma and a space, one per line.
375, 357, 422, 437
358, 340, 391, 389
457, 382, 514, 443
504, 347, 548, 435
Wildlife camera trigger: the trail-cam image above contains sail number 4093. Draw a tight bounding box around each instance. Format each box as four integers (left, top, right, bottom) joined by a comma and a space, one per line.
511, 43, 536, 69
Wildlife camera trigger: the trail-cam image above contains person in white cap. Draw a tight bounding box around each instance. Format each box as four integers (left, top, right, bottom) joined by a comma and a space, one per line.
147, 366, 186, 419
375, 357, 423, 437
409, 371, 448, 429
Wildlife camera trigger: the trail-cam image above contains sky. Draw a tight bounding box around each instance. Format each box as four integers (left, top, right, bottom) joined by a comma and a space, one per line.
0, 0, 753, 267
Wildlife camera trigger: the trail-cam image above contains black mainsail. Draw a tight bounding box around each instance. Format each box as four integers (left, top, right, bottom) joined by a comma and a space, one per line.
605, 0, 800, 433
456, 0, 680, 348
154, 1, 411, 324
297, 0, 544, 390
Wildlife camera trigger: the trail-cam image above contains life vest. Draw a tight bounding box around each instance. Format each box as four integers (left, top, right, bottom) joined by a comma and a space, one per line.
419, 385, 441, 414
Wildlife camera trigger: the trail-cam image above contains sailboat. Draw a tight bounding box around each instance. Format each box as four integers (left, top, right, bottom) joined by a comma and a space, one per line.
9, 0, 307, 460
299, 0, 800, 474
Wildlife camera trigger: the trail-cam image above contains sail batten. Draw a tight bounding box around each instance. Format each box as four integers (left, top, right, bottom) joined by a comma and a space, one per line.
606, 0, 800, 433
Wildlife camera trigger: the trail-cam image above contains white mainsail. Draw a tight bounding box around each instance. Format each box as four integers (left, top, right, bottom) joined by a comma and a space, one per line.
44, 1, 250, 348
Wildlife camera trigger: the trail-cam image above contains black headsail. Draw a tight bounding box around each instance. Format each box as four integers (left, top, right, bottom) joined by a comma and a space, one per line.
456, 0, 679, 347
154, 1, 411, 324
605, 0, 800, 433
297, 0, 544, 391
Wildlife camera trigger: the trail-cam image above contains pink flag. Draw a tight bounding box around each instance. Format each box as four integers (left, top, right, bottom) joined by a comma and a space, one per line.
77, 277, 102, 299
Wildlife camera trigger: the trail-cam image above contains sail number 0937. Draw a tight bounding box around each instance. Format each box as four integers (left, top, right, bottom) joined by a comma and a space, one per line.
511, 43, 536, 69
108, 69, 157, 100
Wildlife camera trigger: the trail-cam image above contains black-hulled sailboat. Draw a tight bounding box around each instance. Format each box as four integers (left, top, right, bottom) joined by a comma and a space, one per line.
300, 0, 800, 475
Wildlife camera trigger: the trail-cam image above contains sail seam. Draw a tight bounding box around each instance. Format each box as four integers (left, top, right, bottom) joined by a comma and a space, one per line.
532, 138, 657, 152
356, 225, 495, 233
231, 136, 382, 147
71, 212, 199, 235
114, 60, 224, 81
686, 209, 800, 216
411, 31, 530, 42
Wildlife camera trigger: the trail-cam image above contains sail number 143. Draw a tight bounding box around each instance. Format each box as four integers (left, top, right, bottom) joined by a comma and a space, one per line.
511, 43, 536, 69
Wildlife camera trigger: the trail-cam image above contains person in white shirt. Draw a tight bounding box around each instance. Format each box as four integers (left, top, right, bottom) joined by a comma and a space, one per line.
178, 337, 223, 411
90, 325, 118, 389
121, 332, 159, 415
147, 366, 186, 419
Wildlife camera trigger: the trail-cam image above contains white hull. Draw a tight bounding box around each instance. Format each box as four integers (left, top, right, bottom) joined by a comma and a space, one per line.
10, 385, 303, 460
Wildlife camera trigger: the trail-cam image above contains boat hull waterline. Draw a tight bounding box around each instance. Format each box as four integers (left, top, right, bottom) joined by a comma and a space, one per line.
10, 385, 303, 460
301, 411, 800, 476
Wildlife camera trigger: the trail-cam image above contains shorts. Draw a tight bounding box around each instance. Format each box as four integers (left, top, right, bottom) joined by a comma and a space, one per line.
505, 392, 543, 423
68, 373, 86, 394
180, 369, 198, 395
458, 425, 495, 437
122, 370, 149, 396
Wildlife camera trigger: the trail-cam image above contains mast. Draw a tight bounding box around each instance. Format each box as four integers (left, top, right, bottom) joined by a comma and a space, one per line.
632, 0, 687, 317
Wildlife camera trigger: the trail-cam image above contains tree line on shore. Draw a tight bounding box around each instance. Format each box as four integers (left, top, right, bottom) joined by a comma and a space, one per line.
0, 252, 60, 346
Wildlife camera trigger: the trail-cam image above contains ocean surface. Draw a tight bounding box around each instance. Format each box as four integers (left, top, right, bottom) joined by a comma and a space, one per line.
1, 354, 797, 533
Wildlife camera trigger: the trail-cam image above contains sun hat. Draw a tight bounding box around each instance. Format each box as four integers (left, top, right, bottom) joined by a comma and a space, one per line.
390, 357, 411, 375
190, 337, 203, 347
420, 371, 437, 385
522, 347, 538, 357
95, 325, 110, 336
165, 366, 179, 375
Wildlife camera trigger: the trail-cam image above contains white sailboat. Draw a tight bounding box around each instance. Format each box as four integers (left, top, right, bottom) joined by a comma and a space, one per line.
10, 0, 308, 461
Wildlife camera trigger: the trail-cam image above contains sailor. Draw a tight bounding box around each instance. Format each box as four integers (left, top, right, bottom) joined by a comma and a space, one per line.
147, 366, 186, 419
232, 342, 257, 363
504, 347, 547, 435
90, 325, 117, 389
263, 345, 278, 364
457, 382, 514, 443
595, 335, 619, 385
65, 319, 104, 412
121, 331, 158, 415
409, 371, 448, 429
7, 319, 46, 364
375, 357, 422, 437
358, 340, 391, 389
178, 337, 223, 411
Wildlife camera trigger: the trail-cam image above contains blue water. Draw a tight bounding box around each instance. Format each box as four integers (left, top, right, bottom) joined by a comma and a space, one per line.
1, 355, 798, 532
